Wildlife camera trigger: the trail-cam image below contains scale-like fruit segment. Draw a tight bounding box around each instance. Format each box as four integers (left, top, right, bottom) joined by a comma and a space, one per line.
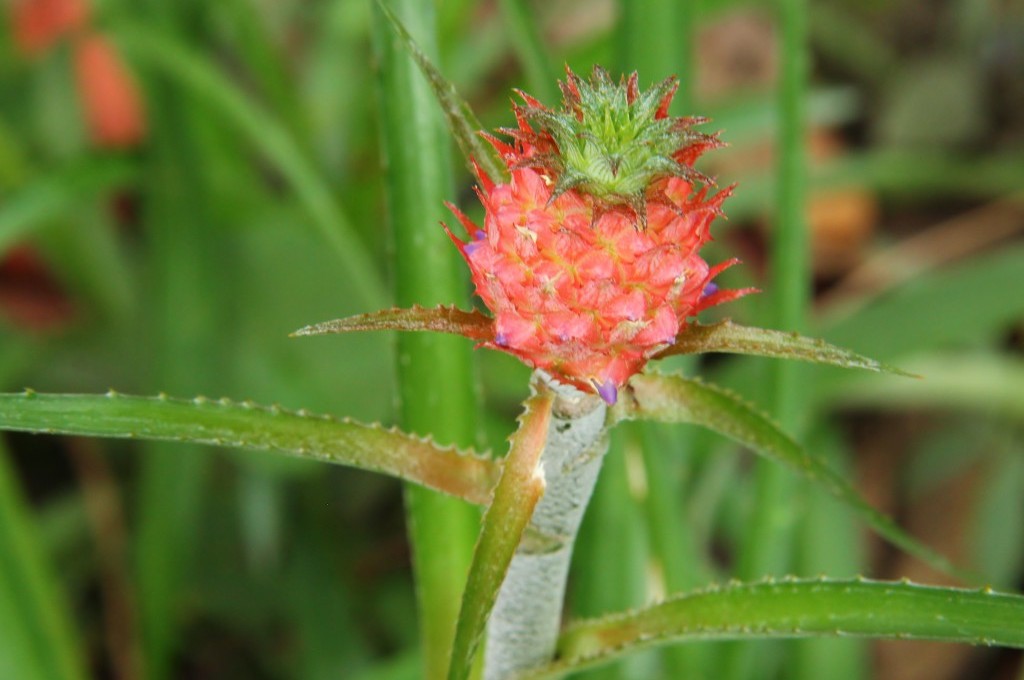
446, 67, 750, 403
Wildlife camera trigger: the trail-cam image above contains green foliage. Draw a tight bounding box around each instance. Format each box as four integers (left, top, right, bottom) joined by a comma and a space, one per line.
0, 0, 1021, 678
520, 66, 714, 211
611, 373, 968, 581
449, 392, 552, 680
529, 579, 1024, 679
0, 392, 498, 504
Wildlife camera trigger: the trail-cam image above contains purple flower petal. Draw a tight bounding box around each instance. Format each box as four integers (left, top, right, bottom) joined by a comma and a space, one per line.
594, 378, 618, 405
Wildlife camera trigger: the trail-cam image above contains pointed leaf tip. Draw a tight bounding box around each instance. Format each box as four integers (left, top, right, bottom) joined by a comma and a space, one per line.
293, 305, 495, 341
372, 0, 507, 183
615, 373, 971, 582
0, 391, 501, 504
656, 321, 915, 377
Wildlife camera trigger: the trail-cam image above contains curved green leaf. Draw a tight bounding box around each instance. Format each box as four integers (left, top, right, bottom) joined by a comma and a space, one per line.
372, 2, 485, 675
0, 392, 498, 505
654, 321, 912, 376
0, 159, 136, 254
373, 0, 507, 183
112, 24, 387, 308
448, 391, 553, 680
294, 305, 495, 342
818, 243, 1024, 361
612, 373, 971, 581
0, 444, 86, 680
515, 578, 1024, 679
828, 353, 1024, 421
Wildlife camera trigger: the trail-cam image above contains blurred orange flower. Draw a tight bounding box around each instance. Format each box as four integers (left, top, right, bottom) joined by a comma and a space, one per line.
11, 0, 90, 56
72, 33, 147, 148
10, 0, 146, 148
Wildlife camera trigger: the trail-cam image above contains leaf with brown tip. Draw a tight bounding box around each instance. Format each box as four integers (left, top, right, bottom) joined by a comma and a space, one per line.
292, 305, 495, 342
0, 391, 500, 505
655, 321, 915, 376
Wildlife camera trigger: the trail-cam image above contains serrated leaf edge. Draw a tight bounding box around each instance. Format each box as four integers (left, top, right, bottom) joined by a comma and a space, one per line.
0, 390, 500, 504
513, 577, 1023, 679
655, 320, 917, 377
291, 304, 494, 341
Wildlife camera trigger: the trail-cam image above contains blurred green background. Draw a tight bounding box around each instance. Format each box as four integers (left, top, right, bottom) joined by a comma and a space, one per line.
0, 0, 1022, 678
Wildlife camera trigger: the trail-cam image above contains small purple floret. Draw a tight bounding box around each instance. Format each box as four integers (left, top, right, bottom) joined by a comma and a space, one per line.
464, 230, 488, 256
701, 282, 719, 298
494, 332, 509, 347
595, 379, 618, 405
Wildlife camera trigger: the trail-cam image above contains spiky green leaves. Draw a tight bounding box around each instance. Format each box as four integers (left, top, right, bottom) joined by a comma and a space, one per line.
514, 66, 718, 221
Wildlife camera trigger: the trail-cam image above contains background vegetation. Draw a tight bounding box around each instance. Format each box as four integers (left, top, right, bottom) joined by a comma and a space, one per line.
1, 0, 1022, 678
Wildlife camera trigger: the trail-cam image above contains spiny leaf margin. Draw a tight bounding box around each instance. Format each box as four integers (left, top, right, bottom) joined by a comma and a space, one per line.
0, 391, 499, 505
655, 320, 915, 376
372, 0, 508, 183
514, 577, 1024, 679
293, 305, 494, 341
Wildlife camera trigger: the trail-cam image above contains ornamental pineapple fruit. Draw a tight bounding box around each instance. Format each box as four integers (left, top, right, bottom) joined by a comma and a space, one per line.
446, 66, 750, 404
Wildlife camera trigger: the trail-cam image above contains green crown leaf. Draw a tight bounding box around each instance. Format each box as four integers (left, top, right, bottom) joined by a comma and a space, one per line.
518, 65, 719, 222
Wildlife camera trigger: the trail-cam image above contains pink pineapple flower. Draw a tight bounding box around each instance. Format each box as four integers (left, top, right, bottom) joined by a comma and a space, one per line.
444, 66, 752, 404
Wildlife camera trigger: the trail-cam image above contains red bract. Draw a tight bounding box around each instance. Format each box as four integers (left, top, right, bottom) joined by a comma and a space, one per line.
445, 67, 751, 404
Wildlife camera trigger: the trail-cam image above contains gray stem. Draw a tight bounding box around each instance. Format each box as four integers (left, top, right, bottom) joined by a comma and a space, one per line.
483, 372, 610, 680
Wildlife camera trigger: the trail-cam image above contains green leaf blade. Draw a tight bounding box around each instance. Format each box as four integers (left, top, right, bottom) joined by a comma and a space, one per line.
655, 321, 913, 377
113, 23, 387, 309
0, 392, 499, 506
516, 579, 1024, 678
373, 0, 508, 183
613, 374, 971, 582
294, 305, 495, 342
0, 158, 136, 254
0, 445, 86, 680
448, 391, 553, 680
371, 1, 485, 675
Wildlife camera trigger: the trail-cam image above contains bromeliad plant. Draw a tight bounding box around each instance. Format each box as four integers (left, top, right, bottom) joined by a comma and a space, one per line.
1, 6, 1023, 680
291, 18, 1009, 677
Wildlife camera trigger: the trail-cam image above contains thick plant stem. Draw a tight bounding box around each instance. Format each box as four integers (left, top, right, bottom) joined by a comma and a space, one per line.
372, 2, 481, 677
484, 373, 609, 680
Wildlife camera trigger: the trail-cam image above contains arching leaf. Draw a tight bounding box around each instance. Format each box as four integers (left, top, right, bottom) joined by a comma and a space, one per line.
655, 320, 913, 376
612, 373, 971, 581
515, 578, 1024, 679
294, 305, 494, 342
0, 391, 499, 505
372, 0, 508, 183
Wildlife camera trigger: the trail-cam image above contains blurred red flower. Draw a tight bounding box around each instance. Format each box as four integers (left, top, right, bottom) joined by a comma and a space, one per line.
72, 33, 147, 148
11, 0, 90, 56
10, 0, 146, 148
